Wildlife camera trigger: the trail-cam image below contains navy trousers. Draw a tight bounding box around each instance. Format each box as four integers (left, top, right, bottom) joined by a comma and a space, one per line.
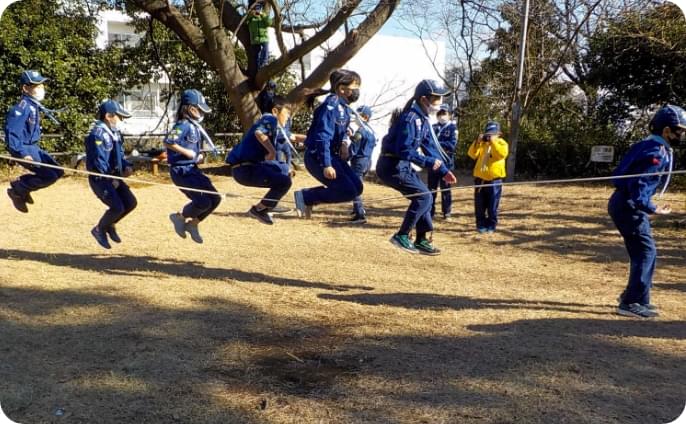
11, 148, 64, 196
608, 190, 656, 306
302, 151, 363, 206
474, 178, 502, 230
89, 176, 137, 230
350, 156, 370, 216
427, 169, 453, 217
376, 157, 433, 237
232, 161, 292, 209
170, 165, 221, 221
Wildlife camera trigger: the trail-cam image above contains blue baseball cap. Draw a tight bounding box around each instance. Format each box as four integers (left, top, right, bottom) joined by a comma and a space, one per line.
438, 104, 451, 112
357, 105, 372, 119
181, 89, 211, 113
650, 104, 686, 134
99, 100, 131, 119
414, 79, 450, 98
20, 70, 48, 85
484, 121, 500, 135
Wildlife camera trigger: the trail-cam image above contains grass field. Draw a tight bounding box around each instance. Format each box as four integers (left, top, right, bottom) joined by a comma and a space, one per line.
1, 166, 684, 424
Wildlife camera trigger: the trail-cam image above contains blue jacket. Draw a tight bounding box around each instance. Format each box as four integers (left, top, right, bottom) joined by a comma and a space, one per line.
612, 134, 673, 214
4, 95, 42, 157
432, 121, 457, 167
164, 119, 204, 166
349, 125, 376, 161
305, 94, 351, 168
380, 102, 449, 176
227, 114, 279, 164
85, 121, 131, 175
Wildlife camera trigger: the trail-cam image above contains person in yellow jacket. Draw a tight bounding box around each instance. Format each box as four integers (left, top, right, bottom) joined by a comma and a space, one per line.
467, 121, 509, 233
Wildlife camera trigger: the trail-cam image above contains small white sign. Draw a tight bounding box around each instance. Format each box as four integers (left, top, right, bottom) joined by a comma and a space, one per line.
590, 145, 614, 163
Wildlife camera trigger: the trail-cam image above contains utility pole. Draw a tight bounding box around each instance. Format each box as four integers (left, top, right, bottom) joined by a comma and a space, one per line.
506, 0, 530, 181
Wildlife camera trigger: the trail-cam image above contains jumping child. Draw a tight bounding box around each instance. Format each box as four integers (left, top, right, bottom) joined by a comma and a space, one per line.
85, 100, 136, 249
165, 89, 221, 244
375, 79, 457, 255
226, 95, 293, 225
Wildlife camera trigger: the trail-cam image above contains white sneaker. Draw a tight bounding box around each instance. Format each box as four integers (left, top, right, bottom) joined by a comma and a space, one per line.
186, 222, 203, 244
169, 213, 187, 239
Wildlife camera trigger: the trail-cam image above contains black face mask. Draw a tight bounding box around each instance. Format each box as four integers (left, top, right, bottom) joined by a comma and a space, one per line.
347, 88, 360, 104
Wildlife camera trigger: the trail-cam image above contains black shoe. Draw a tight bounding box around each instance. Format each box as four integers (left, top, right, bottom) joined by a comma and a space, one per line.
91, 226, 112, 249
25, 192, 34, 204
349, 214, 367, 224
107, 226, 122, 243
248, 206, 274, 225
7, 188, 28, 213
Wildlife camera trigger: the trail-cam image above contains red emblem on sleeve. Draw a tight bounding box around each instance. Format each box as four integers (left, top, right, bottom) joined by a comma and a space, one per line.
652, 157, 660, 165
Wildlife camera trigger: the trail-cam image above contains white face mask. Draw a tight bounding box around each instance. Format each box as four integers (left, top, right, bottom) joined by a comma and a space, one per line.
32, 87, 46, 102
427, 102, 442, 115
438, 117, 449, 124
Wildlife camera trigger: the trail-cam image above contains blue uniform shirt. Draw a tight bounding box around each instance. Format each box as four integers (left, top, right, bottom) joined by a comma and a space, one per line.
612, 134, 672, 214
304, 94, 351, 168
349, 125, 376, 161
432, 121, 457, 167
4, 95, 42, 157
227, 114, 279, 165
85, 121, 130, 175
380, 102, 449, 176
164, 120, 204, 166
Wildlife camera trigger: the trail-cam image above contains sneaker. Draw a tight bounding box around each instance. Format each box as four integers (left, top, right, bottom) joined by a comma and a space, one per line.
186, 222, 204, 244
349, 214, 367, 224
169, 213, 187, 239
390, 234, 418, 254
617, 303, 659, 318
7, 187, 28, 213
293, 190, 311, 219
414, 238, 441, 256
25, 192, 34, 204
106, 226, 122, 243
486, 228, 495, 234
271, 205, 291, 214
477, 227, 488, 234
443, 214, 452, 221
91, 226, 111, 250
248, 206, 274, 225
617, 294, 657, 311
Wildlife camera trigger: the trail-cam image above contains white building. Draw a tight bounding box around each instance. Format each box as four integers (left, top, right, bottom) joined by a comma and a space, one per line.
95, 10, 446, 142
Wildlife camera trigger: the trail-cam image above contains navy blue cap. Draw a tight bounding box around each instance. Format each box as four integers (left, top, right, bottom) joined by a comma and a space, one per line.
414, 79, 449, 98
181, 89, 211, 113
267, 80, 277, 89
650, 104, 686, 133
99, 100, 131, 118
438, 104, 451, 112
357, 105, 372, 119
484, 121, 500, 135
20, 70, 48, 85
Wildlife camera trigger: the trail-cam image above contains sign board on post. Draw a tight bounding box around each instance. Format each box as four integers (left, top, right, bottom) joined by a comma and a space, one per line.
590, 145, 614, 163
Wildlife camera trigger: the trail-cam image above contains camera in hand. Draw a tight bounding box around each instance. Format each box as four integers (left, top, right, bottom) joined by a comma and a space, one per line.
483, 134, 492, 142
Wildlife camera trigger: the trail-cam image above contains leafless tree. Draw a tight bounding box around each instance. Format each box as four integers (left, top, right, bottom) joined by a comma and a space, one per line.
128, 0, 400, 129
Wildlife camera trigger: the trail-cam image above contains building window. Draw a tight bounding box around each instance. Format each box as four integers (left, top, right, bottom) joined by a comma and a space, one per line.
108, 32, 139, 47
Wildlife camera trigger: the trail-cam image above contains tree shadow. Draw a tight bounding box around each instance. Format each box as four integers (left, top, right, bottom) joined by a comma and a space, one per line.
0, 249, 374, 292
318, 292, 611, 315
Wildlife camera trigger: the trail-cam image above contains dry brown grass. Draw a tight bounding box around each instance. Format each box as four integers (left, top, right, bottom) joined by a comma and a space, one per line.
1, 165, 684, 424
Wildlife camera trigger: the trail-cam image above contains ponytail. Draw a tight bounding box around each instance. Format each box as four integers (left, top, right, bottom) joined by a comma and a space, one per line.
389, 97, 417, 128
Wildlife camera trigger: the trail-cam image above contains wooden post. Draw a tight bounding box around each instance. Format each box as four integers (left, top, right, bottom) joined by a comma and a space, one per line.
151, 159, 159, 176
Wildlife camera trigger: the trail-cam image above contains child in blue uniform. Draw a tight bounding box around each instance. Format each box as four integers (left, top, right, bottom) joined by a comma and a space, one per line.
4, 70, 64, 213
226, 96, 293, 225
85, 100, 136, 249
428, 105, 457, 220
293, 69, 364, 219
165, 89, 221, 244
376, 80, 457, 255
609, 104, 683, 319
347, 105, 376, 224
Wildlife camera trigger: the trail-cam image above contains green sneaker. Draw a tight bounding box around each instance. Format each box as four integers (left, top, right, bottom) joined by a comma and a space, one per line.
390, 234, 418, 254
414, 238, 441, 256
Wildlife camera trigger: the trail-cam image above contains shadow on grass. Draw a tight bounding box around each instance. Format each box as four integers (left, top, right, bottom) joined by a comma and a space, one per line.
318, 292, 611, 315
0, 249, 374, 292
1, 286, 684, 423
